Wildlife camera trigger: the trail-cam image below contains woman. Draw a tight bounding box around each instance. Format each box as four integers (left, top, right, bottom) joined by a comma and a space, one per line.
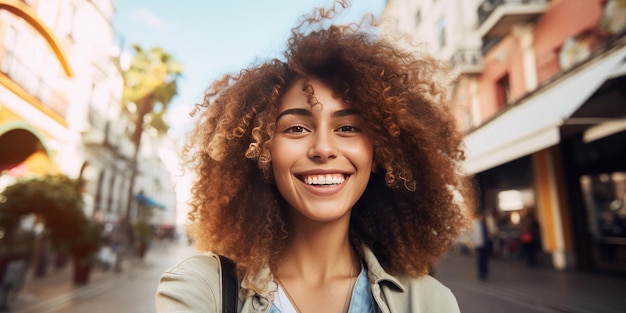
156, 2, 474, 312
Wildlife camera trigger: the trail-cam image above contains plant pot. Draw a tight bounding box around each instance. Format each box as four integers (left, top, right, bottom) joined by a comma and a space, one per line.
72, 259, 92, 285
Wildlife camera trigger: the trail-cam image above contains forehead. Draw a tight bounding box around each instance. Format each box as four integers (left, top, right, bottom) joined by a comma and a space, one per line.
279, 79, 351, 111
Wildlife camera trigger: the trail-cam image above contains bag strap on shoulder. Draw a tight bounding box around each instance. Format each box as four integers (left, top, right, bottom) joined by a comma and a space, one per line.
218, 255, 238, 313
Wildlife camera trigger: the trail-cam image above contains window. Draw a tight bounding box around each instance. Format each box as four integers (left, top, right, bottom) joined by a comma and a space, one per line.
463, 106, 473, 131
436, 18, 446, 50
415, 10, 421, 28
580, 172, 626, 272
496, 74, 510, 109
58, 0, 78, 39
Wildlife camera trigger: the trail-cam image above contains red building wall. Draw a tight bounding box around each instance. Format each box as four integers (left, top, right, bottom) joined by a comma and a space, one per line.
477, 36, 526, 122
473, 0, 607, 126
533, 0, 605, 83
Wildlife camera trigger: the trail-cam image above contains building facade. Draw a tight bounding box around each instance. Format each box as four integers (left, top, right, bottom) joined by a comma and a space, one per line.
0, 0, 74, 179
383, 0, 626, 273
0, 0, 177, 227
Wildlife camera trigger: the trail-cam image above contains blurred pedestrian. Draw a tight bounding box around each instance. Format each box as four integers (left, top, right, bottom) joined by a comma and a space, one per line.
156, 1, 474, 312
471, 212, 492, 281
520, 207, 540, 267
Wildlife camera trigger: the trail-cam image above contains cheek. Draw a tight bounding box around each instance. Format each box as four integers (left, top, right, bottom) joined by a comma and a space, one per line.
270, 155, 293, 202
354, 141, 374, 170
270, 137, 307, 163
269, 140, 292, 180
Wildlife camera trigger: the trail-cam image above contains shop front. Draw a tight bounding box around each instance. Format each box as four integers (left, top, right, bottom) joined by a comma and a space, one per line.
475, 156, 541, 262
462, 41, 626, 271
561, 71, 626, 273
562, 131, 626, 273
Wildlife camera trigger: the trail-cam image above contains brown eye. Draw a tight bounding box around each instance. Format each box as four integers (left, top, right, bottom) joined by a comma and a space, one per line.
337, 125, 360, 133
285, 125, 309, 133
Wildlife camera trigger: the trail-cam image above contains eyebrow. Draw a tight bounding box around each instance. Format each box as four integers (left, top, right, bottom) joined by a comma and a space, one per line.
276, 108, 360, 121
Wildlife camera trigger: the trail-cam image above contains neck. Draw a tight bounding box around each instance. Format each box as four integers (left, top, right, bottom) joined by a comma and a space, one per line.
279, 213, 357, 282
274, 212, 360, 313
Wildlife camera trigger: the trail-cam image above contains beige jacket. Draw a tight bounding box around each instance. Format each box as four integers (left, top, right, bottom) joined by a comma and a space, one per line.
156, 246, 460, 313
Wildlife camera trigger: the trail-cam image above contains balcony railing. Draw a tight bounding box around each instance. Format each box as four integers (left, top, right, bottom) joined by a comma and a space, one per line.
477, 0, 548, 38
1, 50, 68, 117
450, 48, 484, 75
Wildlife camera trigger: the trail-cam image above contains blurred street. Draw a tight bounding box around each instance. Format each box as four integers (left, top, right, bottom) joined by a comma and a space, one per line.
437, 250, 626, 313
3, 240, 625, 313
7, 240, 195, 313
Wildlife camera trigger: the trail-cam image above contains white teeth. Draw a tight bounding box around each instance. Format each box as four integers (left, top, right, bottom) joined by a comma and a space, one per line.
304, 174, 345, 185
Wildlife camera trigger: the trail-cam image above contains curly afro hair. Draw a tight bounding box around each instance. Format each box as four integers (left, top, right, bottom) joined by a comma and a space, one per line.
184, 0, 475, 290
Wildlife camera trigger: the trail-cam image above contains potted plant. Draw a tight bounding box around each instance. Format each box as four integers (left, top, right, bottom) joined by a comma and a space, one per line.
0, 174, 102, 284
68, 220, 103, 284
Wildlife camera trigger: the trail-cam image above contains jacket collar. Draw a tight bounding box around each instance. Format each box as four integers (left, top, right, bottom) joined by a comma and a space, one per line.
240, 244, 406, 312
361, 244, 406, 292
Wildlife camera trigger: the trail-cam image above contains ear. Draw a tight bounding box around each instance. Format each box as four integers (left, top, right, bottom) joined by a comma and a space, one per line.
371, 161, 377, 173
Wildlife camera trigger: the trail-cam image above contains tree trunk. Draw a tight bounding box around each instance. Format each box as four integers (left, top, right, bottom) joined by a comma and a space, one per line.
124, 95, 153, 222
122, 95, 154, 256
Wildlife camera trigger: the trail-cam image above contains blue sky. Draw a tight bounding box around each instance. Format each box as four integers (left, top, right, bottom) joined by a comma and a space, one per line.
111, 0, 387, 141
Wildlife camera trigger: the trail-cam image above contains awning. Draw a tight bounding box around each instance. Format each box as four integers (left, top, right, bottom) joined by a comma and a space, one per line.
463, 45, 626, 175
135, 192, 166, 210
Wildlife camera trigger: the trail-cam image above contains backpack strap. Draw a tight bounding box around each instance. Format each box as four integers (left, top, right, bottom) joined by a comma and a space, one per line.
218, 255, 238, 313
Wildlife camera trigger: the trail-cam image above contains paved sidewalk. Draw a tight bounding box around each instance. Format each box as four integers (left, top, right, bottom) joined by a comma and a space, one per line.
4, 253, 139, 313
9, 241, 195, 313
436, 250, 626, 313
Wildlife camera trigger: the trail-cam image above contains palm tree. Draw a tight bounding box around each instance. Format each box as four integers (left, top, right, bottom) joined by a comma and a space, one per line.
122, 44, 182, 222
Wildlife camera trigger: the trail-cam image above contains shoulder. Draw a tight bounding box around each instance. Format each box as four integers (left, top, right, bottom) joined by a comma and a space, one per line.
156, 253, 221, 313
382, 274, 460, 313
164, 253, 221, 276
400, 274, 456, 297
361, 245, 460, 312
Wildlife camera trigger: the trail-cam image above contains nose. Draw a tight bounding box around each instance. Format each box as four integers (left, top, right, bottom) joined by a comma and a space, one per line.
308, 130, 337, 161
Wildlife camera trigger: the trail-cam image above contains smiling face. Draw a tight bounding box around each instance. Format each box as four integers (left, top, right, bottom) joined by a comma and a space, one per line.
270, 79, 374, 224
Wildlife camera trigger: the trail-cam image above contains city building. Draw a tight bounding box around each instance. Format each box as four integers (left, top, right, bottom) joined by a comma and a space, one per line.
0, 0, 75, 180
382, 0, 626, 273
0, 0, 177, 227
132, 133, 178, 228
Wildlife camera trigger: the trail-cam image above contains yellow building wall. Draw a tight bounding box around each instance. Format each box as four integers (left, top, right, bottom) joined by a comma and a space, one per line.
533, 147, 575, 269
